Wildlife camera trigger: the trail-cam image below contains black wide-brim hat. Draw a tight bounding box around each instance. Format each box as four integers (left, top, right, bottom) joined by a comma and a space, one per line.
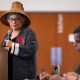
0, 1, 31, 27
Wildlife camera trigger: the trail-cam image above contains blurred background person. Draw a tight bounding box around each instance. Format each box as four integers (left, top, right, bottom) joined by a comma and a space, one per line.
73, 26, 80, 75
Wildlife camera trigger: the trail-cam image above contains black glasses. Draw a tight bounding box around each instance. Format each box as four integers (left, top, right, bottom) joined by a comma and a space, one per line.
8, 18, 21, 22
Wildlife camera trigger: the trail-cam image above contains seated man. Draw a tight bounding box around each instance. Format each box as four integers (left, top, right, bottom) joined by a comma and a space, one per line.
73, 26, 80, 75
73, 26, 80, 52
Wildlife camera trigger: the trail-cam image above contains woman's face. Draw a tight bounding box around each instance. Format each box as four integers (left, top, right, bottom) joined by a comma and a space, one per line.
7, 14, 23, 30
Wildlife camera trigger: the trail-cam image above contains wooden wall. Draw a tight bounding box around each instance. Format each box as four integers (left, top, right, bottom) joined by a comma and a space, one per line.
0, 12, 80, 76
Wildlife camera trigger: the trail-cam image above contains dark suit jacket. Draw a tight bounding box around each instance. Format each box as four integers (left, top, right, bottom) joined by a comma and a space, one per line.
75, 64, 80, 75
2, 27, 38, 80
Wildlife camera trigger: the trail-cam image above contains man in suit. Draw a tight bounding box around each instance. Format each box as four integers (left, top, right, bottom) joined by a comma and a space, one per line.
73, 26, 80, 75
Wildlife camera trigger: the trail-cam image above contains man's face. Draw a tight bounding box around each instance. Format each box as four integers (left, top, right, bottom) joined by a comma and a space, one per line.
74, 33, 80, 51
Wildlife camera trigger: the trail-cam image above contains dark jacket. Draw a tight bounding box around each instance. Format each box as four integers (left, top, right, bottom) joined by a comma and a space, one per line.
75, 64, 80, 75
2, 27, 38, 80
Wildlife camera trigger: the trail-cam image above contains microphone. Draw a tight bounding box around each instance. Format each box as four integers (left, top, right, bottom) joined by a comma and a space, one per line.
7, 30, 11, 40
1, 30, 11, 47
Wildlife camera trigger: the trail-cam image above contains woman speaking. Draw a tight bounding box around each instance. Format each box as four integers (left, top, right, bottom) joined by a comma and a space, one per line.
1, 1, 38, 80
